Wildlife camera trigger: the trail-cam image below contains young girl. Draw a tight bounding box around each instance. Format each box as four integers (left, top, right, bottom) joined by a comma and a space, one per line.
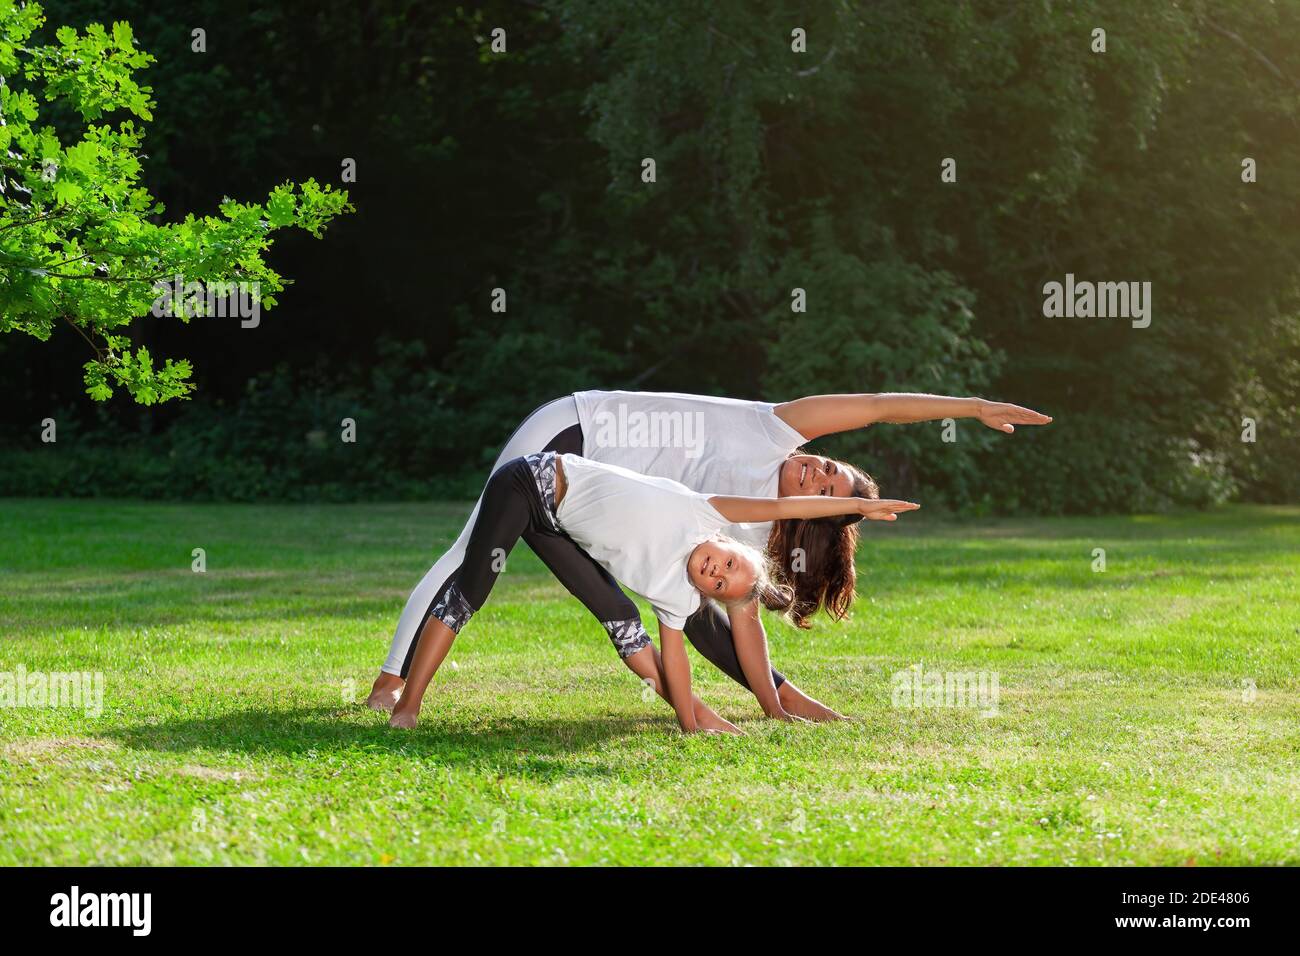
388, 451, 918, 732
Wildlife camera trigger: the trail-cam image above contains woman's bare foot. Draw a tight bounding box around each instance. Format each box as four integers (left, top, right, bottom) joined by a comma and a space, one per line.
388, 708, 419, 729
366, 672, 405, 711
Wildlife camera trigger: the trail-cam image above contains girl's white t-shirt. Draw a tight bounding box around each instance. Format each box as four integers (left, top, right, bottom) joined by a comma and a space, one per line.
572, 390, 807, 550
554, 453, 730, 629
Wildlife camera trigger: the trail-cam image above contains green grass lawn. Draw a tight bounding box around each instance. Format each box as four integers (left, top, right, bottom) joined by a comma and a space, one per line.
1, 498, 1297, 865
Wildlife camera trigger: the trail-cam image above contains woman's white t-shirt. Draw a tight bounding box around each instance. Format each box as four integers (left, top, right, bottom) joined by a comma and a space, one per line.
572, 390, 807, 550
554, 453, 730, 629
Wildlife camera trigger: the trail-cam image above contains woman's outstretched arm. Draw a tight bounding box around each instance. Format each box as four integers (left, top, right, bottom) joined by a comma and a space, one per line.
775, 393, 1052, 441
708, 494, 919, 525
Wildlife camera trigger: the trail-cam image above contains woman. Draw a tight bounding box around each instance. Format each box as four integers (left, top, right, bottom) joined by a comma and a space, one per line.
369, 390, 1051, 719
388, 449, 919, 731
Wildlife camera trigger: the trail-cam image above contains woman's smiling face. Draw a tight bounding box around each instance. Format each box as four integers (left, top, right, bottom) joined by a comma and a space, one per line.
687, 538, 758, 603
778, 454, 855, 498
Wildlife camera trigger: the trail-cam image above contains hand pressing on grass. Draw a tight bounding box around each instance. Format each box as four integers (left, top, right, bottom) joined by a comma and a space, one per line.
772, 712, 814, 724
777, 682, 850, 722
696, 706, 744, 735
623, 642, 743, 734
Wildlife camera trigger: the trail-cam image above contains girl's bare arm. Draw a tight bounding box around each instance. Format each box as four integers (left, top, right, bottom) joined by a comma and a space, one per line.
658, 623, 697, 733
727, 600, 790, 719
708, 494, 919, 524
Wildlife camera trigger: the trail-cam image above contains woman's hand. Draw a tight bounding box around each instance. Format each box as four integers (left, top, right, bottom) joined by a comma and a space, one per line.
976, 399, 1053, 433
856, 498, 921, 521
776, 393, 1052, 439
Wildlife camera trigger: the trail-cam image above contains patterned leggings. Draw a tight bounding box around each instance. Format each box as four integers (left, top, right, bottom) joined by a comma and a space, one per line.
428, 453, 652, 660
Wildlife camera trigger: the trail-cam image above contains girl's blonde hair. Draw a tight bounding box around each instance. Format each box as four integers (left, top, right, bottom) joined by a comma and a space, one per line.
712, 535, 795, 619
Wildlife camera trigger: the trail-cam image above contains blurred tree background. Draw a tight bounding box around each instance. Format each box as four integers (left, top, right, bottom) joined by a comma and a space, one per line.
2, 0, 1297, 511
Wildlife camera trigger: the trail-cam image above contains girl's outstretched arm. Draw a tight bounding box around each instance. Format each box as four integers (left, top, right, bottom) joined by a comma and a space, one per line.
775, 393, 1052, 441
708, 494, 919, 525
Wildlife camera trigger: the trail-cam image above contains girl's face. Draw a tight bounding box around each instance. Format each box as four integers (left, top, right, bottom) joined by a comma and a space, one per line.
687, 539, 758, 603
778, 454, 855, 498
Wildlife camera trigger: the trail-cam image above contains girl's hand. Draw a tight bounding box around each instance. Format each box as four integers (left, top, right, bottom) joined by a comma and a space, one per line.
699, 724, 744, 736
857, 498, 921, 521
976, 399, 1053, 433
696, 704, 745, 735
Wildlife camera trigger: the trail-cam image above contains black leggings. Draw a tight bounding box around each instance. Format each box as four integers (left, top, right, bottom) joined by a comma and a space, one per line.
423, 453, 655, 655
401, 427, 786, 692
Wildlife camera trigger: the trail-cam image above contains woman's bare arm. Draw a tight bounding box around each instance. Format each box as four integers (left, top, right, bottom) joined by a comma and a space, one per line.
708, 494, 919, 524
775, 393, 1052, 441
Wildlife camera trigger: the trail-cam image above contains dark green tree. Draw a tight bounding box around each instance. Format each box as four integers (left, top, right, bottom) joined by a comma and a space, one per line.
0, 0, 352, 403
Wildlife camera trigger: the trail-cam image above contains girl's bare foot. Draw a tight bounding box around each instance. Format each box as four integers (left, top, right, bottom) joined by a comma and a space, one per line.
388, 708, 418, 729
366, 672, 405, 711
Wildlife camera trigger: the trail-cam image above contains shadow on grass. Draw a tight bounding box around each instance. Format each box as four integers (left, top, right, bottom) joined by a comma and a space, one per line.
106, 705, 655, 780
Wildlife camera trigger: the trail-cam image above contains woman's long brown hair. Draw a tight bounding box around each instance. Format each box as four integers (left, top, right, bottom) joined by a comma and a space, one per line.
762, 460, 878, 629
